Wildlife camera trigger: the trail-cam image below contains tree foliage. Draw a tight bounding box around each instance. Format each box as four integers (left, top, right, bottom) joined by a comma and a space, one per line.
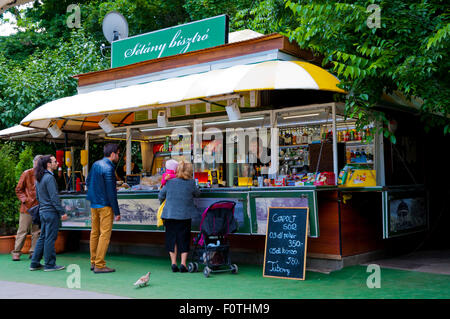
234, 0, 295, 34
283, 0, 449, 139
184, 0, 253, 30
237, 0, 450, 138
0, 0, 197, 129
0, 28, 108, 129
1, 0, 448, 139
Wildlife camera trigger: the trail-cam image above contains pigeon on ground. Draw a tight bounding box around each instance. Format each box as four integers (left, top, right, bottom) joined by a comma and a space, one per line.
134, 272, 151, 287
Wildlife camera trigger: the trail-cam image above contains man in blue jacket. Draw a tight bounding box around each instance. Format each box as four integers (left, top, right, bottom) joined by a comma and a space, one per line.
86, 144, 121, 273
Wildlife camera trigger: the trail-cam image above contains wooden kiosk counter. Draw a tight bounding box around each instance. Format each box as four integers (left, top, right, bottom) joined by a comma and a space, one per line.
4, 23, 428, 268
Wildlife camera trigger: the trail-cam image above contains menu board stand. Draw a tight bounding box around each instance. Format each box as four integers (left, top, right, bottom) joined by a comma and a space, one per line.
263, 207, 309, 280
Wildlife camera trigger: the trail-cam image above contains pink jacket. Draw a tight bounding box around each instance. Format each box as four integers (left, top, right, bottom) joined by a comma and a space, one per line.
161, 169, 177, 187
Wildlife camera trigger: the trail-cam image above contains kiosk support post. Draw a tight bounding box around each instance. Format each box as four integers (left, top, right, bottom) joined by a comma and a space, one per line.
126, 127, 131, 175
85, 131, 89, 177
332, 103, 338, 185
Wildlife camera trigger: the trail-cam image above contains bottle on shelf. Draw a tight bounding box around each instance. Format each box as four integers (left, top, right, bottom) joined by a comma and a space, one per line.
279, 129, 285, 146
344, 130, 349, 142
164, 136, 170, 152
301, 129, 308, 144
286, 129, 292, 145
365, 127, 371, 142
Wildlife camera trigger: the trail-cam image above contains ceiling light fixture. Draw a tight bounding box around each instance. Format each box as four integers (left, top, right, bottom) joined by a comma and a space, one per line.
283, 113, 320, 120
98, 117, 115, 133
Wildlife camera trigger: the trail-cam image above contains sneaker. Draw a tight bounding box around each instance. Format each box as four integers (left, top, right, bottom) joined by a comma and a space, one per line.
90, 263, 95, 271
12, 253, 20, 261
93, 266, 115, 274
171, 264, 179, 272
180, 264, 188, 273
29, 264, 44, 271
44, 265, 65, 272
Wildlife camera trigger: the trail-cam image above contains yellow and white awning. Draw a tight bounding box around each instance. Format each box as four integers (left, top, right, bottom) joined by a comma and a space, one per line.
20, 60, 345, 130
0, 124, 85, 142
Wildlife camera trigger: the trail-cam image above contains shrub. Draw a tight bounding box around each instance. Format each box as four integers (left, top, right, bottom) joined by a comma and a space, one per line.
0, 144, 20, 235
15, 145, 34, 182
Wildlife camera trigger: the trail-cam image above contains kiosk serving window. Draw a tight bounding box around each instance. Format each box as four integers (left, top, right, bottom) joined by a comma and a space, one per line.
86, 102, 379, 191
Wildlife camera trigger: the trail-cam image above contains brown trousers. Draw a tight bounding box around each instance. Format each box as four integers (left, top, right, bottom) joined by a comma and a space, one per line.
13, 213, 40, 254
89, 206, 114, 269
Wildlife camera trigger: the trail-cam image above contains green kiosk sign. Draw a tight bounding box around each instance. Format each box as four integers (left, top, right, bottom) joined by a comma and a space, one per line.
111, 15, 229, 68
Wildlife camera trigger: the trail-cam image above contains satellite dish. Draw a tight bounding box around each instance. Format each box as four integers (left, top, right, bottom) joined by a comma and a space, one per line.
102, 11, 129, 43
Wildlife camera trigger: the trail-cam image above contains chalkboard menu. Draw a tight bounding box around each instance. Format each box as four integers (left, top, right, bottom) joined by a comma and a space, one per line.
263, 207, 309, 280
125, 174, 141, 187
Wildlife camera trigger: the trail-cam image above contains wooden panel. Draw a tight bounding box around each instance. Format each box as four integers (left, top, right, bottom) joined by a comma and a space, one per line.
74, 34, 313, 87
309, 142, 346, 173
307, 191, 341, 256
81, 230, 166, 245
339, 191, 384, 257
282, 37, 322, 63
80, 230, 266, 257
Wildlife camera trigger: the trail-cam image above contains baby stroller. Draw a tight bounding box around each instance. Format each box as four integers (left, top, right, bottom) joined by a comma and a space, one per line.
188, 201, 239, 277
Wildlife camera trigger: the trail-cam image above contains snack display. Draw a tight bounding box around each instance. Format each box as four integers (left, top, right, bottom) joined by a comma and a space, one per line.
117, 183, 130, 191
314, 172, 335, 186
338, 164, 376, 187
140, 175, 162, 186
116, 175, 162, 192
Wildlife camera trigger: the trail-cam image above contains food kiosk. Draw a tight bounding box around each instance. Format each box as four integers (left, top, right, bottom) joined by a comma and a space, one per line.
3, 19, 427, 268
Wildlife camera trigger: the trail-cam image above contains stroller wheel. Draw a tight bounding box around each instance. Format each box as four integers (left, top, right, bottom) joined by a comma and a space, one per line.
188, 262, 195, 273
231, 264, 238, 274
203, 266, 211, 278
194, 262, 199, 272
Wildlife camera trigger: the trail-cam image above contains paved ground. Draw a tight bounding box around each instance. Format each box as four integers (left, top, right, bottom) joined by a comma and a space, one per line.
362, 250, 450, 275
0, 250, 449, 299
0, 280, 128, 299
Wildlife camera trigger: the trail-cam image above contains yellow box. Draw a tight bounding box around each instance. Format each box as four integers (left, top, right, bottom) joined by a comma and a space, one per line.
345, 169, 376, 187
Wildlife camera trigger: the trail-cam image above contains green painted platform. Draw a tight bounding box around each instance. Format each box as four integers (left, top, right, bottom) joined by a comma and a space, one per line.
0, 252, 449, 299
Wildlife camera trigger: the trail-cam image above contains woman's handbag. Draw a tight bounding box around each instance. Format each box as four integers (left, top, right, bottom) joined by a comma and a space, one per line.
156, 200, 165, 227
28, 204, 41, 226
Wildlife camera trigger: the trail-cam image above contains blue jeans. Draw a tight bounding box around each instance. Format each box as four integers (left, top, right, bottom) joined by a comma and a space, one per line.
30, 211, 60, 269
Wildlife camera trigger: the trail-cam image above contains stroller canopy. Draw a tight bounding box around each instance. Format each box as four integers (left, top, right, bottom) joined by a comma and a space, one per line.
199, 201, 238, 238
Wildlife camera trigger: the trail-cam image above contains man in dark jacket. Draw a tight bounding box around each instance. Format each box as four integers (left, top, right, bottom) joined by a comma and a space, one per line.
86, 144, 121, 273
12, 155, 42, 261
30, 155, 68, 272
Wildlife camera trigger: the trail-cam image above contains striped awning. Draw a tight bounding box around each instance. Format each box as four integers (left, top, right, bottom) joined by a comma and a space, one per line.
20, 60, 345, 131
